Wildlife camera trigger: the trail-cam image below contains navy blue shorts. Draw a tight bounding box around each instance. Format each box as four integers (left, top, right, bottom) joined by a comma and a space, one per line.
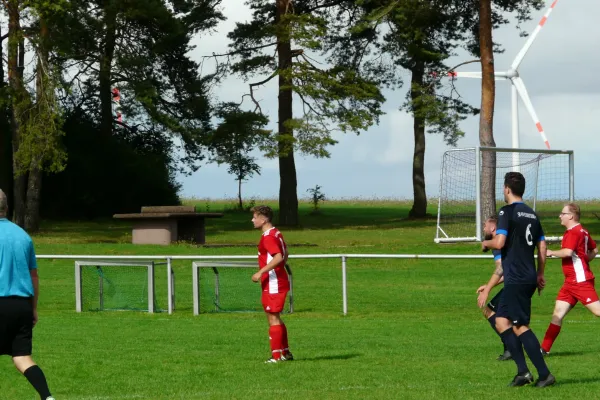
495, 284, 537, 326
487, 288, 504, 312
0, 297, 34, 357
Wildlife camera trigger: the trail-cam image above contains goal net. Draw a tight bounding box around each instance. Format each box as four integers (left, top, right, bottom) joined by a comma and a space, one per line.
192, 261, 294, 315
436, 147, 574, 243
75, 261, 174, 313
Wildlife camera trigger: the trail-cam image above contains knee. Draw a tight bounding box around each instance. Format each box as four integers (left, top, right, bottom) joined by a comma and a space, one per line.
12, 356, 35, 374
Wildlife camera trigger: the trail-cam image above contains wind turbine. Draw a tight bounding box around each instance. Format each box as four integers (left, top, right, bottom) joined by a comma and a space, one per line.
449, 0, 559, 151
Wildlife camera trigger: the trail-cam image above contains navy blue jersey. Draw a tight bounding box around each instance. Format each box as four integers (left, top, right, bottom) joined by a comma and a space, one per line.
497, 202, 545, 284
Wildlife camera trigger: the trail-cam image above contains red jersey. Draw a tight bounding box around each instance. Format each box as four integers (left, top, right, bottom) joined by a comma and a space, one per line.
258, 227, 289, 293
561, 224, 596, 284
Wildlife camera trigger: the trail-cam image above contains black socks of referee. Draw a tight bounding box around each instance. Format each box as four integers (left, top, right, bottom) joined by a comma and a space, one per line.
501, 328, 550, 379
488, 315, 507, 351
23, 365, 52, 400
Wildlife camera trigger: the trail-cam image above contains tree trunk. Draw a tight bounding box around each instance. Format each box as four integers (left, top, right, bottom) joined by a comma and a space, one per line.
479, 0, 497, 227
238, 178, 243, 210
100, 1, 118, 137
8, 1, 26, 226
276, 0, 298, 226
409, 63, 427, 218
24, 15, 50, 232
0, 28, 13, 217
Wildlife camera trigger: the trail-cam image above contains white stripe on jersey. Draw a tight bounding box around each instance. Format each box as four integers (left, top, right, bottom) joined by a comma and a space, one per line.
266, 253, 279, 293
572, 253, 586, 283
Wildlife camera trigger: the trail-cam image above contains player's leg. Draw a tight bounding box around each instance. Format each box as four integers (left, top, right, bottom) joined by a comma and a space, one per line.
494, 286, 531, 385
8, 298, 54, 400
578, 280, 600, 317
486, 289, 511, 360
263, 292, 290, 363
512, 285, 554, 387
541, 294, 574, 354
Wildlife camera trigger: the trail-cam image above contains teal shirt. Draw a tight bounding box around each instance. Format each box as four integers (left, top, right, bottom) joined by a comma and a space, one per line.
0, 218, 37, 297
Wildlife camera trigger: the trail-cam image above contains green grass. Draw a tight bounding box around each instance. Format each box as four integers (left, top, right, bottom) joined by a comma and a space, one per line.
3, 200, 600, 399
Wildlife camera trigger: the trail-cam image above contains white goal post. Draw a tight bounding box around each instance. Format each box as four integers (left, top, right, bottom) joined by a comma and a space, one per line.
192, 261, 294, 315
435, 146, 574, 243
75, 260, 175, 314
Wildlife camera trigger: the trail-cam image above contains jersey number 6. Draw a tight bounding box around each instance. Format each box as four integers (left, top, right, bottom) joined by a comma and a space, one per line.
526, 223, 533, 246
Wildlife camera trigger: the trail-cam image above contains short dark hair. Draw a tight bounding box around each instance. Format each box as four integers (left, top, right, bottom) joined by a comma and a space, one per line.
251, 205, 273, 222
504, 172, 525, 197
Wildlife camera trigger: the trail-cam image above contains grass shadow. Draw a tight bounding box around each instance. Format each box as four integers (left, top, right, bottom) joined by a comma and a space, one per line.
556, 376, 600, 385
300, 353, 361, 362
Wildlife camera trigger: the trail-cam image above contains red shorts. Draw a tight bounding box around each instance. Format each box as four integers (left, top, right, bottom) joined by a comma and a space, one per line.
556, 280, 599, 306
261, 291, 288, 313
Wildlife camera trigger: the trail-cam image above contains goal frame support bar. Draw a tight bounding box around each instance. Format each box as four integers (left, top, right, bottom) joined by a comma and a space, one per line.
192, 261, 294, 316
75, 260, 174, 314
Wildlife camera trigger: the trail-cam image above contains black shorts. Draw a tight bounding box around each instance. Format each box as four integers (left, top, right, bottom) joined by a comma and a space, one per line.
487, 288, 504, 312
495, 284, 537, 326
0, 296, 34, 357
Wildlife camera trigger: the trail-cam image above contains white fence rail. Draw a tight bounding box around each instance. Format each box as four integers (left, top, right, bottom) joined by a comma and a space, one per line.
37, 253, 510, 315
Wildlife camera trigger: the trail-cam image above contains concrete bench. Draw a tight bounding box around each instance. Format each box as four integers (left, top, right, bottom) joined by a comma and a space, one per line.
113, 206, 224, 245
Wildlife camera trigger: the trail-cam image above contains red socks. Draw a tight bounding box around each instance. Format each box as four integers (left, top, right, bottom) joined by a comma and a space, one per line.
281, 323, 289, 354
269, 325, 284, 359
541, 323, 561, 352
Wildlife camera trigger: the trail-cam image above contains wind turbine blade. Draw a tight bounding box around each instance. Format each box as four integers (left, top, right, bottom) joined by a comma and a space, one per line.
447, 71, 482, 79
511, 0, 559, 71
512, 77, 550, 149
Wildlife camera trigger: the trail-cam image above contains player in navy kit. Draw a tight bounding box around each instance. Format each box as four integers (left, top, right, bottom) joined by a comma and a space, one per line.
481, 172, 555, 388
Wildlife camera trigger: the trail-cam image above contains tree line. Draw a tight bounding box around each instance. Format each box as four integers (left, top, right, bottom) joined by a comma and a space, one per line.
0, 0, 544, 232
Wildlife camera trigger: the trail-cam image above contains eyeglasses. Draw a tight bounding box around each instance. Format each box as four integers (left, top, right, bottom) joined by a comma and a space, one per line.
559, 212, 572, 216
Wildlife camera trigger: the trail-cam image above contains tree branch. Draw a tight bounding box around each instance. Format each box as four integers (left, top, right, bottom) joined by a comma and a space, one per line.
204, 42, 278, 58
446, 59, 480, 76
247, 70, 279, 113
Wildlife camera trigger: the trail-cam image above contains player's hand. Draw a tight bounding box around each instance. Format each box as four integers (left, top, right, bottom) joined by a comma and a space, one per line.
251, 272, 262, 283
33, 310, 38, 327
477, 290, 489, 309
481, 242, 489, 252
537, 274, 546, 295
476, 285, 486, 294
546, 249, 553, 257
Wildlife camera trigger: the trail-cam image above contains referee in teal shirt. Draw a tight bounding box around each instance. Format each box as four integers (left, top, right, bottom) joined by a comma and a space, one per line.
0, 189, 55, 400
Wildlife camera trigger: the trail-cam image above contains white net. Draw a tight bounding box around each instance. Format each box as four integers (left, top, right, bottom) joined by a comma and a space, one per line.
436, 147, 573, 242
193, 261, 293, 314
77, 262, 170, 313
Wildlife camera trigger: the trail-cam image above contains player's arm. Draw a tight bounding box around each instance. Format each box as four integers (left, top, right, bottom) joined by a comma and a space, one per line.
482, 234, 505, 251
477, 259, 503, 308
537, 239, 547, 293
587, 236, 597, 262
256, 253, 284, 276
588, 248, 598, 262
547, 247, 574, 258
29, 240, 39, 325
252, 236, 285, 282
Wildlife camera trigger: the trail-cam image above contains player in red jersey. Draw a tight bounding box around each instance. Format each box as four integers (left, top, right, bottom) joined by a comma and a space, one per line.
251, 205, 293, 363
541, 203, 600, 354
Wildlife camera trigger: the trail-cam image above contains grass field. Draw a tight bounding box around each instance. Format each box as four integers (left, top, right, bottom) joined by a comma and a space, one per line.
3, 199, 600, 399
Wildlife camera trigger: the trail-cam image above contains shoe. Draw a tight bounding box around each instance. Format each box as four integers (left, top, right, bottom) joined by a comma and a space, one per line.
264, 357, 282, 364
497, 350, 512, 361
541, 349, 550, 356
508, 372, 534, 387
535, 373, 556, 388
46, 397, 56, 400
281, 352, 294, 361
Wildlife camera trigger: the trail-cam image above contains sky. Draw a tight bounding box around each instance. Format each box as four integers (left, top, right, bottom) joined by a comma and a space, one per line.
177, 0, 600, 201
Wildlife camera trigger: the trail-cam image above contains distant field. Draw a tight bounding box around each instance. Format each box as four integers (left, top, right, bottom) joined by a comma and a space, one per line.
3, 199, 600, 399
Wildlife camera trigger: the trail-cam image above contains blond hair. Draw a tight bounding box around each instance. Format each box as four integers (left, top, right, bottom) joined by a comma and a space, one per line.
565, 202, 580, 221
